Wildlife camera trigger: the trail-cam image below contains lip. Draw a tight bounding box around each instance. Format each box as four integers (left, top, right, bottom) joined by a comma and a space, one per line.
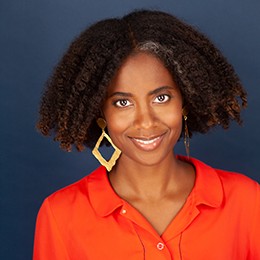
129, 133, 166, 151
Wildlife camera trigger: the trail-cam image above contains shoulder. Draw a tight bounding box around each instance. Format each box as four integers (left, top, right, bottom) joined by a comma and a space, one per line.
185, 155, 259, 194
41, 166, 106, 216
215, 167, 259, 192
196, 156, 259, 209
215, 168, 260, 207
215, 167, 260, 245
179, 155, 260, 208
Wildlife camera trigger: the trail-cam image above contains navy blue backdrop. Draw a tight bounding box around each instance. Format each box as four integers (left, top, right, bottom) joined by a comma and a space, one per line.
1, 0, 259, 259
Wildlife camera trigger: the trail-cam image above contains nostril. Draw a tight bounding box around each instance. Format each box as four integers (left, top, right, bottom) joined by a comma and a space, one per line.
134, 111, 156, 129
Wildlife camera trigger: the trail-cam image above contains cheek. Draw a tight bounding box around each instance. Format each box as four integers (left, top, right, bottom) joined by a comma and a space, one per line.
168, 116, 183, 135
159, 106, 183, 125
105, 112, 129, 138
161, 112, 183, 138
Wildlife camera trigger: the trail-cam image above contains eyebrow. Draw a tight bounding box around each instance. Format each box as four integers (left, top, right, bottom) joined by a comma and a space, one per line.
109, 92, 133, 98
109, 86, 176, 98
148, 86, 176, 95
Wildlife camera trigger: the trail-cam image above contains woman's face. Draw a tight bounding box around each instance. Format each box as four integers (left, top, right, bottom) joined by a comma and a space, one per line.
102, 52, 183, 167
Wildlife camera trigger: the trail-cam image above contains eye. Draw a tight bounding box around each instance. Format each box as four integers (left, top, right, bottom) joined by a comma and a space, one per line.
154, 94, 171, 104
114, 99, 132, 108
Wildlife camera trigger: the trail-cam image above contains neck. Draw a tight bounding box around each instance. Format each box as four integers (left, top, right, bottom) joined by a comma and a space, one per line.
109, 153, 192, 201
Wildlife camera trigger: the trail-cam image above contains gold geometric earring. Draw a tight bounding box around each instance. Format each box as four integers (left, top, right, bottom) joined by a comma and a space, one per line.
182, 107, 190, 158
92, 118, 121, 171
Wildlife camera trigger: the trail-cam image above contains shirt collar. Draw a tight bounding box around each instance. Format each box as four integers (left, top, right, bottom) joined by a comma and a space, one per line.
178, 155, 224, 208
87, 166, 124, 217
88, 157, 224, 217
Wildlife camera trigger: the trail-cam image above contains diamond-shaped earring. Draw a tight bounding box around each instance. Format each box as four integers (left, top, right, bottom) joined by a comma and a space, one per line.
92, 118, 121, 171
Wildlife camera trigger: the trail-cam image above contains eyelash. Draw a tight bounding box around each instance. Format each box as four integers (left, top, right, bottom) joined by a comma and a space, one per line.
153, 94, 171, 103
113, 94, 172, 108
113, 99, 132, 108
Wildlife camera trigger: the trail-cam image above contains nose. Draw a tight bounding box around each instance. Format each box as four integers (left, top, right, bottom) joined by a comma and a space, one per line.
134, 104, 157, 130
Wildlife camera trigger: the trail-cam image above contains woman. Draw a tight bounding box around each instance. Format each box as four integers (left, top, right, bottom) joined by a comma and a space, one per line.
34, 10, 260, 259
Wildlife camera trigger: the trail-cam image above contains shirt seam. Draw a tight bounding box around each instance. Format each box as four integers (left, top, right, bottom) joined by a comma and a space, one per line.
131, 222, 146, 260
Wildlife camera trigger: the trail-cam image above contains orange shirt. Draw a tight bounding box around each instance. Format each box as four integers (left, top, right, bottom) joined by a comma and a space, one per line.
33, 156, 260, 259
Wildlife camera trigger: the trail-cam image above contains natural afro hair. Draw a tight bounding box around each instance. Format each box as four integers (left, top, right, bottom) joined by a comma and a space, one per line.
37, 9, 247, 152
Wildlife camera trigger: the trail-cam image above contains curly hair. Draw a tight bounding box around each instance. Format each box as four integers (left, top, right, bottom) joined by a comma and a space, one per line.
37, 9, 247, 152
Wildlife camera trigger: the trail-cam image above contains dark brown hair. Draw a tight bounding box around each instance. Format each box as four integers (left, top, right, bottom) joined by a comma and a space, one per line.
37, 9, 247, 151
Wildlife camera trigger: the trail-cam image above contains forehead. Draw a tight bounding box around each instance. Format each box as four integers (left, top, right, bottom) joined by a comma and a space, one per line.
108, 52, 180, 94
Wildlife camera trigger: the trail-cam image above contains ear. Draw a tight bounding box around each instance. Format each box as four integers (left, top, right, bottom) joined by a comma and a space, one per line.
99, 109, 105, 119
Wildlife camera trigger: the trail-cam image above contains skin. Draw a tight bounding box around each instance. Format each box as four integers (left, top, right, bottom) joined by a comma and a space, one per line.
102, 52, 195, 235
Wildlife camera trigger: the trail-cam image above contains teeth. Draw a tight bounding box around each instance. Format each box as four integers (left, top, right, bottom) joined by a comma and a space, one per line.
133, 136, 160, 145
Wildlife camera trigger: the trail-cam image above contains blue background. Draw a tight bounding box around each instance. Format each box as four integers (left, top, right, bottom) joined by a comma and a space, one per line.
1, 0, 259, 259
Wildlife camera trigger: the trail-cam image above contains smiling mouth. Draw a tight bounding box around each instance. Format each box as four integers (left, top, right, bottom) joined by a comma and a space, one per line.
130, 134, 165, 151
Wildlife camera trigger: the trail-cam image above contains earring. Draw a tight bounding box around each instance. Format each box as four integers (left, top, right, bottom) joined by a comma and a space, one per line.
182, 107, 190, 158
92, 118, 121, 171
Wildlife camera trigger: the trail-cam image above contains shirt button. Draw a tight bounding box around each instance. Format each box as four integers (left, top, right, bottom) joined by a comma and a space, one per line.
121, 209, 127, 214
157, 242, 165, 250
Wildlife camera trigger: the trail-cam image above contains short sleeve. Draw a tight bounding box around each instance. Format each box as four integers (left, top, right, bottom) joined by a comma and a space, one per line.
33, 198, 70, 260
